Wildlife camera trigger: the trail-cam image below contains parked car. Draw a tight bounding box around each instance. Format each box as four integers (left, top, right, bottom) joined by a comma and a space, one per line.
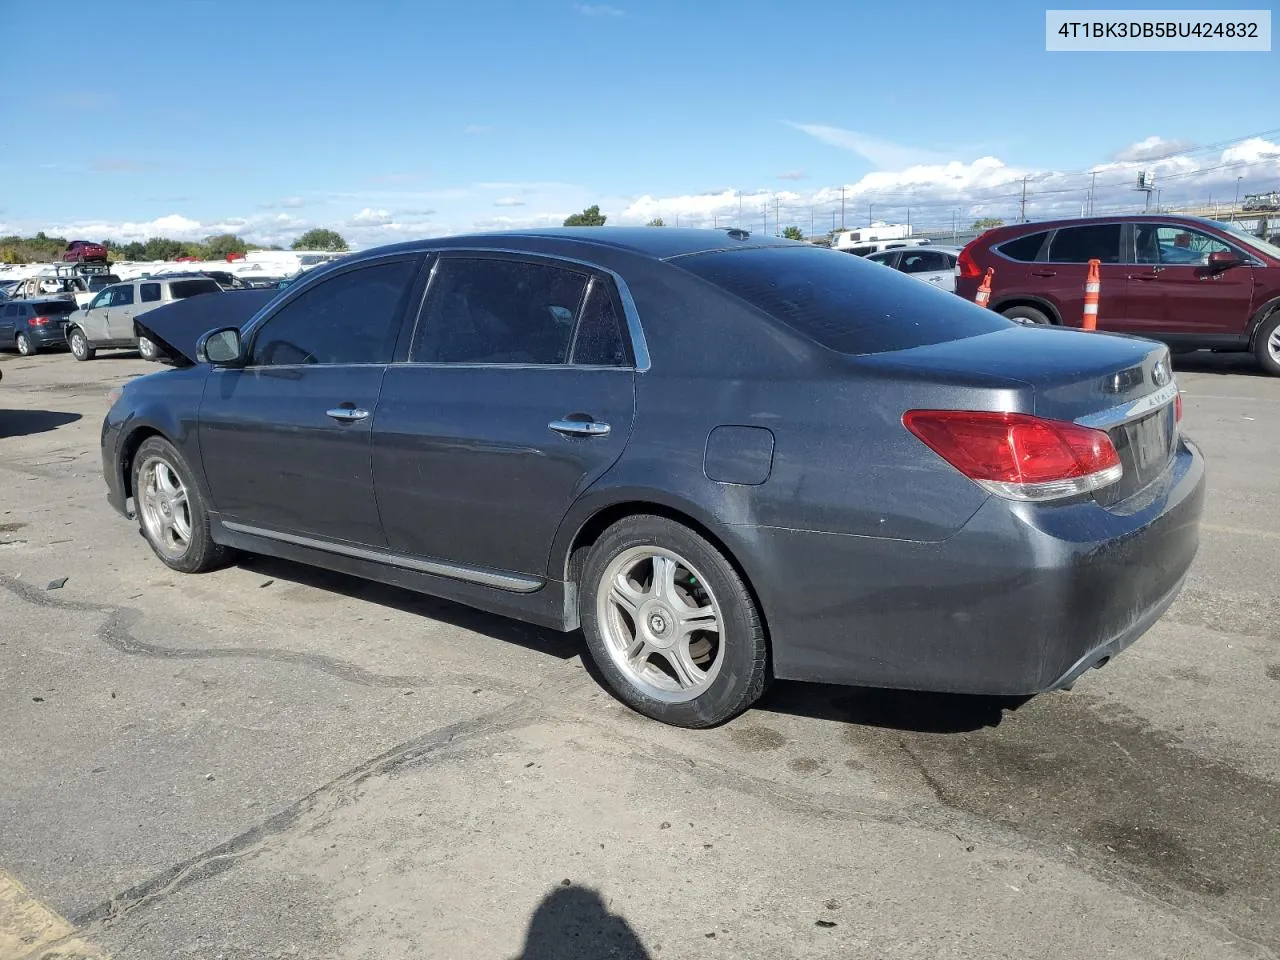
867, 246, 961, 292
955, 215, 1280, 375
7, 271, 121, 307
154, 270, 252, 291
101, 228, 1203, 727
1, 297, 78, 355
67, 276, 222, 361
63, 240, 108, 263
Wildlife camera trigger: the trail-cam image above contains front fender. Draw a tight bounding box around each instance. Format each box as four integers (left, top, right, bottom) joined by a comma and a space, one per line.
106, 367, 211, 505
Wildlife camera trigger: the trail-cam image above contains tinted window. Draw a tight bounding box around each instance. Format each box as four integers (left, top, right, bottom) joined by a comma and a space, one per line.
997, 232, 1048, 262
2, 304, 17, 318
140, 283, 161, 303
414, 257, 589, 364
114, 285, 136, 306
1048, 224, 1122, 263
168, 278, 221, 299
899, 250, 948, 274
34, 301, 76, 316
1134, 224, 1234, 266
680, 246, 1009, 355
250, 258, 418, 366
866, 252, 897, 266
571, 279, 629, 366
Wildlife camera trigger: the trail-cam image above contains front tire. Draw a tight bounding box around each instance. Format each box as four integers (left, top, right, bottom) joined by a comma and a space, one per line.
1254, 311, 1280, 377
580, 515, 769, 727
68, 327, 95, 361
15, 333, 36, 356
1002, 304, 1053, 326
131, 436, 234, 573
137, 336, 158, 361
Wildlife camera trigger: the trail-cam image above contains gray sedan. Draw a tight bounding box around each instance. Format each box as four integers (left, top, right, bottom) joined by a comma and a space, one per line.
101, 228, 1203, 727
866, 245, 962, 292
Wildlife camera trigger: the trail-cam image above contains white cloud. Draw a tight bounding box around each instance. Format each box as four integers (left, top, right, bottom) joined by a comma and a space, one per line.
574, 3, 624, 16
1112, 136, 1195, 162
787, 123, 944, 169
352, 207, 392, 224
777, 170, 808, 181
471, 213, 570, 231
281, 196, 306, 208
493, 197, 526, 207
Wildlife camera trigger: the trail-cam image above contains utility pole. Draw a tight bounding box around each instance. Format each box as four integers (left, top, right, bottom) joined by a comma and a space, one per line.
774, 198, 780, 236
840, 187, 845, 229
763, 202, 768, 236
1155, 189, 1161, 213
867, 202, 872, 227
906, 207, 911, 233
1089, 172, 1097, 215
1019, 176, 1029, 222
951, 209, 957, 242
1234, 176, 1244, 219
831, 210, 836, 233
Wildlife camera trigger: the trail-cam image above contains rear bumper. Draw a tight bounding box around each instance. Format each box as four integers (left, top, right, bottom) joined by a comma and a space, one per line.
742, 437, 1205, 695
26, 325, 69, 348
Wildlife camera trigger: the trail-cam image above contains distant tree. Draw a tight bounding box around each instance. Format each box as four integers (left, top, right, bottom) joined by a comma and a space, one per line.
142, 237, 191, 261
292, 228, 348, 251
115, 240, 147, 261
564, 205, 607, 227
204, 233, 249, 259
972, 217, 1005, 230
646, 217, 665, 227
782, 225, 805, 241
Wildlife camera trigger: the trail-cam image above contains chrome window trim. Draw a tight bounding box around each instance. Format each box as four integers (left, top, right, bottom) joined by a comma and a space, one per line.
221, 520, 544, 593
1074, 381, 1180, 430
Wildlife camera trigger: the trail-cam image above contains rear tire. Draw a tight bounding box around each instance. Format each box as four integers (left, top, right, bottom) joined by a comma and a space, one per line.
579, 515, 769, 728
1254, 311, 1280, 377
137, 336, 158, 361
68, 327, 95, 361
1002, 304, 1053, 326
15, 333, 36, 356
130, 436, 234, 573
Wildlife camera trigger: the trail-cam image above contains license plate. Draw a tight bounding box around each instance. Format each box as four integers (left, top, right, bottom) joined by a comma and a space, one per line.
1124, 407, 1172, 475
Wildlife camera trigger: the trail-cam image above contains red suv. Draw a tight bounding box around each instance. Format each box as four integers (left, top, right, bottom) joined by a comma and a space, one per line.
955, 215, 1280, 375
62, 240, 108, 263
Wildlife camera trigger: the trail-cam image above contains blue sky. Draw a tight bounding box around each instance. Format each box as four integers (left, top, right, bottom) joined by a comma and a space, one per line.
2, 0, 1276, 247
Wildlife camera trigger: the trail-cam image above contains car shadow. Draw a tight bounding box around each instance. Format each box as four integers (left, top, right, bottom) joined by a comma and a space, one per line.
234, 554, 582, 661
1171, 351, 1267, 377
0, 409, 82, 439
756, 680, 1028, 734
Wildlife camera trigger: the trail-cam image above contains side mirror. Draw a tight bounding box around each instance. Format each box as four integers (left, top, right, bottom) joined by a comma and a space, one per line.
1207, 250, 1245, 271
197, 327, 243, 366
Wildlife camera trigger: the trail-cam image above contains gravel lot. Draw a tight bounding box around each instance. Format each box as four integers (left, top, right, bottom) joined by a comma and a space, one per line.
1, 347, 1277, 960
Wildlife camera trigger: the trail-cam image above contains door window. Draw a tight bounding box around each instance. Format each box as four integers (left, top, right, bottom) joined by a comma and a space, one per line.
1047, 224, 1122, 263
413, 257, 590, 364
248, 258, 419, 366
1134, 224, 1235, 266
866, 252, 898, 268
140, 283, 161, 303
570, 278, 629, 366
899, 250, 949, 274
997, 231, 1050, 262
114, 286, 136, 306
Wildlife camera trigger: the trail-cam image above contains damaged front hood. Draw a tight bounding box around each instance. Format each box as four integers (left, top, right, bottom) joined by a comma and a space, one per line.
135, 289, 277, 365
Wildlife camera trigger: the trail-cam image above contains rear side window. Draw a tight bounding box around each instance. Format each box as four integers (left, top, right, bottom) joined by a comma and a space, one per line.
168, 279, 221, 299
414, 257, 589, 365
140, 283, 161, 303
37, 301, 76, 316
1047, 224, 1122, 264
997, 232, 1049, 261
679, 246, 1009, 355
571, 278, 629, 366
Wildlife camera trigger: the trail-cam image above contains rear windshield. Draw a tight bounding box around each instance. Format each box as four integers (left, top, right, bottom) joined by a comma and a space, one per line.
168, 278, 221, 299
35, 301, 77, 315
678, 246, 1008, 355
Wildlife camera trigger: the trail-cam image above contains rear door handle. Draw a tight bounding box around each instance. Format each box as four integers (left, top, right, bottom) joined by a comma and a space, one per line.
549, 418, 611, 437
1129, 273, 1160, 281
326, 406, 370, 422
1031, 270, 1057, 278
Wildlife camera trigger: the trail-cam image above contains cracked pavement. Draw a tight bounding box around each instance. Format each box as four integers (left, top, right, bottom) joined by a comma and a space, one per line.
1, 349, 1277, 959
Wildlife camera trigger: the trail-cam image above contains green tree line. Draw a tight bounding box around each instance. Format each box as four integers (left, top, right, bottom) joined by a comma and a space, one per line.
0, 228, 348, 265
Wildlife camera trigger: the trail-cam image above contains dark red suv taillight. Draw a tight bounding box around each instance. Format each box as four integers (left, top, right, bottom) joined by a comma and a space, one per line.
956, 240, 982, 279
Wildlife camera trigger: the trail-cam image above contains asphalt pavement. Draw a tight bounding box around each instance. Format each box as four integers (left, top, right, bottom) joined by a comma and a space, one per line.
0, 347, 1276, 960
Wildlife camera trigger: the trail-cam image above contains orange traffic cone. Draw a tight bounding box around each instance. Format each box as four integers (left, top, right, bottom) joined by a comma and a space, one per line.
974, 267, 994, 308
1082, 259, 1100, 330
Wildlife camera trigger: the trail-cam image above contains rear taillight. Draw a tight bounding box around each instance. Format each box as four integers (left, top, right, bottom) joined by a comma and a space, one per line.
903, 409, 1122, 502
29, 315, 51, 326
1175, 391, 1182, 424
956, 240, 982, 279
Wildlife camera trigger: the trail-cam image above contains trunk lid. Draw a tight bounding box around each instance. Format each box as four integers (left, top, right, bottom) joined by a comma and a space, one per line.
861, 325, 1178, 504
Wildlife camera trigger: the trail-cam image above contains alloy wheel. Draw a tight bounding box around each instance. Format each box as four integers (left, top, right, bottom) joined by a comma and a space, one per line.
596, 546, 725, 703
1269, 326, 1280, 364
138, 456, 193, 560
16, 334, 33, 356
70, 331, 87, 359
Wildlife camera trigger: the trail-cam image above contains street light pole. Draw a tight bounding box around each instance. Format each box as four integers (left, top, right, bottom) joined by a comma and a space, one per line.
1234, 176, 1244, 219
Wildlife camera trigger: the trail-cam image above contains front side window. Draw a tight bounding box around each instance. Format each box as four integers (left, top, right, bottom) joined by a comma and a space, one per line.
249, 258, 419, 366
413, 257, 589, 365
114, 285, 136, 306
1134, 224, 1235, 266
900, 250, 948, 274
140, 283, 161, 303
1047, 224, 1122, 264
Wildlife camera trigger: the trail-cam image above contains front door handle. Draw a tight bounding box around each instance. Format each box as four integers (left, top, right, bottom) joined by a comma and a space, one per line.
549, 418, 611, 437
326, 406, 370, 422
1031, 270, 1057, 278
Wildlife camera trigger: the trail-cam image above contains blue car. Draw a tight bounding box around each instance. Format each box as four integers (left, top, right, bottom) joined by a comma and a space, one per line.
1, 297, 78, 355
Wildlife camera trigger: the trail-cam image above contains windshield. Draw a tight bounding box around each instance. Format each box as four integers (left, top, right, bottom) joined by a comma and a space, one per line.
1216, 220, 1280, 259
